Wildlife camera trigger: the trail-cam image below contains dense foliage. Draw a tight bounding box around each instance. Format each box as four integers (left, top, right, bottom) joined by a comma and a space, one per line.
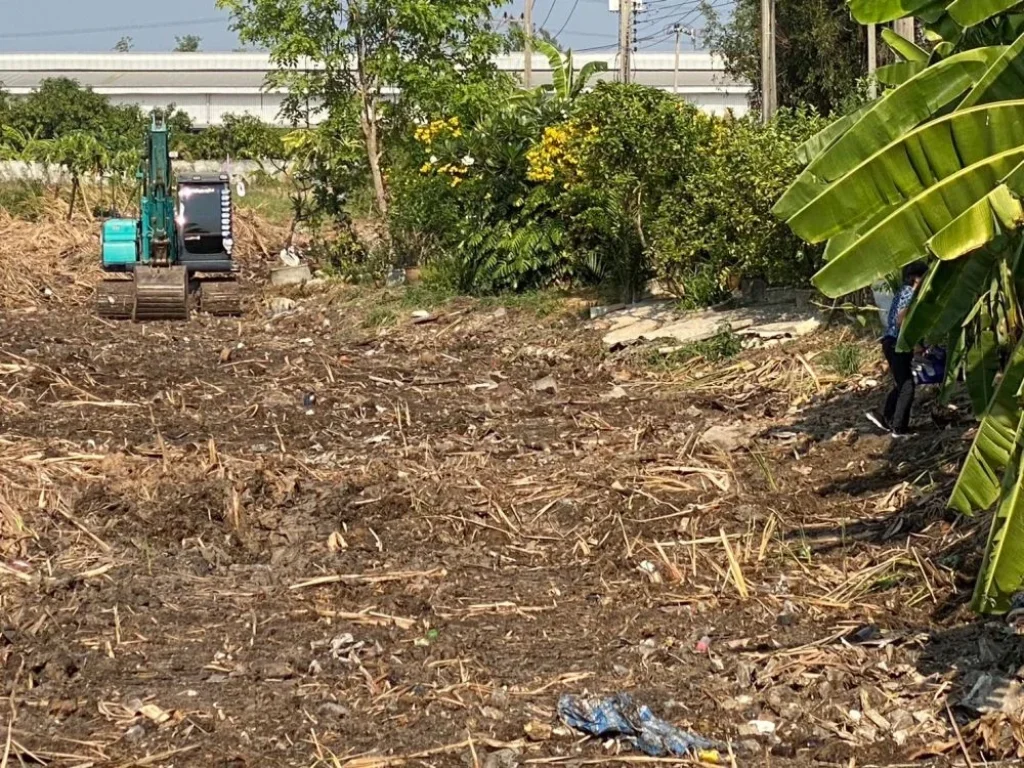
773, 0, 1024, 614
703, 0, 869, 115
218, 0, 506, 219
0, 53, 826, 305
0, 78, 282, 162
389, 56, 826, 300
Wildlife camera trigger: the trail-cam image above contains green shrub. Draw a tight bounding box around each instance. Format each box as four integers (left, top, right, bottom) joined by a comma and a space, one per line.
652, 327, 744, 368
647, 107, 827, 296
363, 306, 397, 328
388, 83, 578, 294
0, 181, 47, 219
820, 343, 864, 377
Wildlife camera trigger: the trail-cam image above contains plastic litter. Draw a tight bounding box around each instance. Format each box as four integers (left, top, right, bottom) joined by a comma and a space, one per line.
558, 693, 722, 758
912, 346, 946, 386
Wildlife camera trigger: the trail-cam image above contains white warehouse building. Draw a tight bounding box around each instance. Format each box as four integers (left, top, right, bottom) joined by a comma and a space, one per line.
0, 52, 751, 127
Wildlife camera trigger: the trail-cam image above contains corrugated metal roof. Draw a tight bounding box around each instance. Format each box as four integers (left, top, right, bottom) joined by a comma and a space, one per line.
0, 51, 735, 73
0, 69, 742, 92
0, 52, 751, 124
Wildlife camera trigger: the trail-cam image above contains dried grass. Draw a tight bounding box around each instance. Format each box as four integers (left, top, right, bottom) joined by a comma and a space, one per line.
0, 206, 288, 310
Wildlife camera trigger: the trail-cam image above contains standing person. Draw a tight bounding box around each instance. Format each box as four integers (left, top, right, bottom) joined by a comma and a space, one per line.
869, 261, 928, 436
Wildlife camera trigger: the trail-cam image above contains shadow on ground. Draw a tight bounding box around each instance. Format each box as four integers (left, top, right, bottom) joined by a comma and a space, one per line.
759, 377, 1024, 757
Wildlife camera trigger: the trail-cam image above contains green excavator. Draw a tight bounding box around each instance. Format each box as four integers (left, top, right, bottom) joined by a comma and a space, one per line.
96, 110, 242, 320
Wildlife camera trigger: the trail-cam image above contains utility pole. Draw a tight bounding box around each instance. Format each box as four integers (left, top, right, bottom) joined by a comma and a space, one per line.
524, 0, 534, 88
673, 23, 683, 94
619, 0, 633, 83
760, 0, 776, 121
867, 23, 877, 100
893, 16, 915, 42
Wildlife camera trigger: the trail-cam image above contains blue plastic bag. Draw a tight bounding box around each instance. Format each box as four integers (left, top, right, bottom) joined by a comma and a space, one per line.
557, 693, 721, 757
913, 347, 946, 386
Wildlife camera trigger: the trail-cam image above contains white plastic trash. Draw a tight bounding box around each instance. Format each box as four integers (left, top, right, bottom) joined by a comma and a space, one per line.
872, 284, 893, 326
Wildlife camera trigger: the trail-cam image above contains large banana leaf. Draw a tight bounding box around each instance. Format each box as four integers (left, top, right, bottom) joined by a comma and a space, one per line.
927, 184, 1023, 259
949, 334, 1024, 514
850, 0, 946, 23
898, 247, 999, 349
794, 101, 874, 166
882, 27, 930, 61
773, 48, 1003, 220
972, 421, 1024, 614
788, 103, 1024, 244
960, 30, 1024, 108
812, 150, 1024, 296
949, 0, 1023, 29
878, 61, 928, 84
966, 315, 1001, 413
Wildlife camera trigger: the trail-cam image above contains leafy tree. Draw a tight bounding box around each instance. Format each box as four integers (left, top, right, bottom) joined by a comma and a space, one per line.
773, 0, 1024, 614
185, 113, 286, 160
702, 0, 868, 115
10, 78, 112, 139
217, 0, 505, 220
114, 36, 134, 52
505, 23, 563, 53
174, 35, 202, 52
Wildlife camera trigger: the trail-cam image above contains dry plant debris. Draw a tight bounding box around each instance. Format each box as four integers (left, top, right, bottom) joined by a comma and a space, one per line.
0, 236, 1016, 767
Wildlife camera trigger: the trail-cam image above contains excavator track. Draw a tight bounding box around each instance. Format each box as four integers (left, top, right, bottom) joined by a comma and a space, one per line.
95, 280, 135, 320
133, 265, 189, 321
199, 278, 242, 317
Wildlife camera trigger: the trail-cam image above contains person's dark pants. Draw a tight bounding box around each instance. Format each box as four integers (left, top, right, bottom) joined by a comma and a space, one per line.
882, 336, 914, 433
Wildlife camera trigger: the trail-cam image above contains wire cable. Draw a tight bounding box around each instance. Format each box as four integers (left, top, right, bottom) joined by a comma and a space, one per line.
553, 0, 584, 38
0, 16, 228, 40
540, 0, 561, 30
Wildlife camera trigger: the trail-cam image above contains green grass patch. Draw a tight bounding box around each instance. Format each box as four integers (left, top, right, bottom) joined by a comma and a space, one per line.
0, 181, 47, 220
399, 282, 459, 310
479, 289, 566, 318
820, 343, 864, 377
362, 306, 397, 329
650, 327, 743, 369
235, 179, 294, 226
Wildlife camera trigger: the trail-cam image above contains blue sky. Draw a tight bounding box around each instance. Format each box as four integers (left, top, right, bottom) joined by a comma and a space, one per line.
0, 0, 713, 53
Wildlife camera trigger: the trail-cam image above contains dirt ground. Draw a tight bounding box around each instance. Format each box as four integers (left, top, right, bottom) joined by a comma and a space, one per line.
1, 269, 1022, 767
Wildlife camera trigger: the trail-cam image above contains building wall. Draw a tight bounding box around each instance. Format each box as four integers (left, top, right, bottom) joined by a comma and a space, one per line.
0, 52, 752, 126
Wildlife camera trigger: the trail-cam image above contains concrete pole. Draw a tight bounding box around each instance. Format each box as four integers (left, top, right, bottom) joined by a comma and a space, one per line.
867, 23, 877, 100
619, 0, 633, 83
893, 17, 915, 43
524, 0, 534, 88
760, 0, 776, 121
674, 24, 682, 94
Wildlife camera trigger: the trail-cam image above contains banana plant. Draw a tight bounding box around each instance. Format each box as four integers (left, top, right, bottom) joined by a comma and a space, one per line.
775, 1, 1024, 614
534, 41, 608, 104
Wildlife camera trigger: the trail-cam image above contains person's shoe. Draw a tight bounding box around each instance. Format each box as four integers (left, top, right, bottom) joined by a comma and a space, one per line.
890, 430, 914, 440
866, 412, 890, 432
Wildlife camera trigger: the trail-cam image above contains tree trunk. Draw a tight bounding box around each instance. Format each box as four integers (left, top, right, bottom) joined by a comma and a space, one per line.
352, 5, 388, 222
360, 95, 388, 220
67, 177, 79, 221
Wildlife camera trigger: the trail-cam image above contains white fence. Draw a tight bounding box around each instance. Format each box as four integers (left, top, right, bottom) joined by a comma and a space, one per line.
0, 160, 270, 183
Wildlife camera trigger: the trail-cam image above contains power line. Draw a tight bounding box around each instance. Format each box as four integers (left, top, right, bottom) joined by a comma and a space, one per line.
0, 17, 228, 40
553, 0, 584, 38
541, 0, 561, 30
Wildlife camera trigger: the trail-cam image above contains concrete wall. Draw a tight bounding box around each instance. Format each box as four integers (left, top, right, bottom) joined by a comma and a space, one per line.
0, 160, 269, 183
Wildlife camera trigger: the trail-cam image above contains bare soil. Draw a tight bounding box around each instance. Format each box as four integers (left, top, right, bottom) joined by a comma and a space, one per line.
0, 277, 1018, 768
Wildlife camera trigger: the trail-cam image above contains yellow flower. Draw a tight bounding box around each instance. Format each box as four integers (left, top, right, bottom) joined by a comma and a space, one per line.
419, 162, 432, 174
450, 177, 462, 187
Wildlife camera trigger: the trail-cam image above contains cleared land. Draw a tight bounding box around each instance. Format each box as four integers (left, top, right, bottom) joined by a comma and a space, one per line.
0, 210, 1015, 767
